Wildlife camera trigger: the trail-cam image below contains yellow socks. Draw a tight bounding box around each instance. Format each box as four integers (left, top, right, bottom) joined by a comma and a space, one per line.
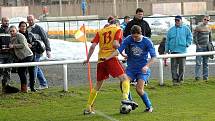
121, 79, 130, 100
85, 79, 129, 110
86, 88, 98, 110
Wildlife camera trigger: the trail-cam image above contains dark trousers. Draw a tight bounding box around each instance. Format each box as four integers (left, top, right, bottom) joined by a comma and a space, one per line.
0, 53, 13, 87
17, 55, 35, 89
171, 57, 186, 83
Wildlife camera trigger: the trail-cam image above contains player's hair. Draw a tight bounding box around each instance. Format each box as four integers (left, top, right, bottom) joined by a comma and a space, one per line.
131, 25, 141, 34
136, 8, 144, 14
107, 16, 115, 23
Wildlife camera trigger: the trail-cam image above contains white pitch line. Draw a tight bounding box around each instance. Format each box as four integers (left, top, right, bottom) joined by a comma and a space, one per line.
95, 110, 119, 121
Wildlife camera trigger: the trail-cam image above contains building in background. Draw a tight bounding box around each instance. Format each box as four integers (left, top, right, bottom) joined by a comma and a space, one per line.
0, 0, 215, 18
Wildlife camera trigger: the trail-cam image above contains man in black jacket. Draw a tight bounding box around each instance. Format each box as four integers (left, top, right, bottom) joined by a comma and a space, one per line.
124, 8, 151, 38
0, 17, 19, 93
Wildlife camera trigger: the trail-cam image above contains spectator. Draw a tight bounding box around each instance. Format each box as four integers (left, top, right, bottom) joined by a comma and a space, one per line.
105, 25, 156, 112
165, 15, 193, 86
9, 25, 36, 92
0, 17, 19, 93
27, 15, 51, 90
81, 0, 87, 16
193, 15, 212, 81
18, 21, 41, 54
124, 8, 151, 38
83, 19, 138, 115
158, 37, 168, 66
120, 16, 130, 32
18, 21, 38, 92
115, 19, 121, 27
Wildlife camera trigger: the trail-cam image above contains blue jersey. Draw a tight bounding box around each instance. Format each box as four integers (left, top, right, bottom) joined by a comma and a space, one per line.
118, 35, 156, 71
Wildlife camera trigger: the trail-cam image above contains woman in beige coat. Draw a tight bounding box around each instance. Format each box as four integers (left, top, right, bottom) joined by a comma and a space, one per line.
9, 25, 36, 92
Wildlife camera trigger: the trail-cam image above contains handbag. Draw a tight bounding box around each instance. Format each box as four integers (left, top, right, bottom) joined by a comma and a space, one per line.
207, 42, 214, 59
31, 40, 46, 54
207, 42, 214, 51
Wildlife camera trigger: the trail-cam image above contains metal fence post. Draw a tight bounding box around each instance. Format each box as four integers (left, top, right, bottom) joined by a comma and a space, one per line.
63, 21, 66, 41
63, 64, 68, 91
159, 58, 164, 85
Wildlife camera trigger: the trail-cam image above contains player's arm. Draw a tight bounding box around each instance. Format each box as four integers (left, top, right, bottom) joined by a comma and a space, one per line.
102, 45, 127, 61
83, 43, 97, 64
113, 40, 120, 49
145, 57, 155, 68
105, 38, 128, 61
142, 57, 155, 74
83, 32, 99, 64
113, 29, 123, 49
113, 39, 128, 59
142, 39, 156, 73
103, 50, 119, 61
120, 52, 127, 59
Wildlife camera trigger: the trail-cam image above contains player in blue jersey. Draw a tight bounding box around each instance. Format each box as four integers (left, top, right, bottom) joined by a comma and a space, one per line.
104, 25, 156, 112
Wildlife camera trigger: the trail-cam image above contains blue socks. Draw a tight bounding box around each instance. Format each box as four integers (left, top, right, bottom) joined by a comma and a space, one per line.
141, 92, 152, 108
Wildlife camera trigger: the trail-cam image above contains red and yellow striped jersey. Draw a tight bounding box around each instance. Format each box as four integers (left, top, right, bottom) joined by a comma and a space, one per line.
92, 25, 122, 63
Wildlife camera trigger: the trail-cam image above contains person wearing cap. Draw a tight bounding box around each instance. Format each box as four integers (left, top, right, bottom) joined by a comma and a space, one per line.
165, 15, 193, 86
124, 8, 151, 38
120, 16, 130, 32
194, 15, 212, 81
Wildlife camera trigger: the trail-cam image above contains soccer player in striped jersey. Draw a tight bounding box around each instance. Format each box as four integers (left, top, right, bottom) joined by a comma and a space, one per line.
83, 19, 138, 115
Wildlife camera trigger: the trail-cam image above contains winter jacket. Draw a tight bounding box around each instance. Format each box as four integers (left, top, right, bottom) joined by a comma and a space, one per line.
11, 33, 33, 60
165, 24, 193, 54
124, 17, 151, 38
27, 24, 51, 51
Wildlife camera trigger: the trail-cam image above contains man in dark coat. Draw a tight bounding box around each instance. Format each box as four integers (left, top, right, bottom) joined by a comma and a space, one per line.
124, 8, 151, 38
0, 17, 19, 93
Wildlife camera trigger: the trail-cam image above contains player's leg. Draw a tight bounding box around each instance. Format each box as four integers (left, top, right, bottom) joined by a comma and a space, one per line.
84, 80, 104, 114
108, 57, 130, 100
84, 62, 108, 115
118, 74, 138, 110
136, 70, 153, 112
136, 80, 153, 112
118, 74, 130, 100
118, 72, 138, 110
119, 76, 133, 101
108, 58, 138, 111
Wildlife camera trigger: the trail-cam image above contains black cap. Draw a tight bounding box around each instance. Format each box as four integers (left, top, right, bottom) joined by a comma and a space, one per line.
175, 15, 182, 20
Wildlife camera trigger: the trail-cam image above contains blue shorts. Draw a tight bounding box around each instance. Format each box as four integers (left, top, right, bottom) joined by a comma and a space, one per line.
126, 68, 151, 83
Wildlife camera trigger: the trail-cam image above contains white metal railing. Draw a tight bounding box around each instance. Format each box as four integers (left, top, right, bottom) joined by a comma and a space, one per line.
0, 60, 87, 91
156, 51, 215, 85
0, 51, 215, 91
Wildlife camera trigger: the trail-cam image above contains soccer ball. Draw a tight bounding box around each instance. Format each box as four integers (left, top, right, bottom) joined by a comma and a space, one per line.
120, 104, 132, 114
